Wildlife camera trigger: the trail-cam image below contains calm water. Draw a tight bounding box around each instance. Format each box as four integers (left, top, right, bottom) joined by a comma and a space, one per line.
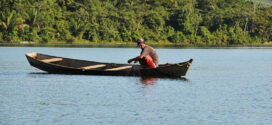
0, 47, 271, 125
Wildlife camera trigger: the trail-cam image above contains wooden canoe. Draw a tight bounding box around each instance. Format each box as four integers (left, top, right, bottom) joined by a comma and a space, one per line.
25, 52, 193, 78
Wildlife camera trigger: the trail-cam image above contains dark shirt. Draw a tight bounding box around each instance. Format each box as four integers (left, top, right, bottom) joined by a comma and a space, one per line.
140, 45, 159, 66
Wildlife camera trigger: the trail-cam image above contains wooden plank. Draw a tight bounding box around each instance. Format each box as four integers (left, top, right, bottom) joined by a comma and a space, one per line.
41, 58, 63, 63
106, 66, 132, 71
26, 52, 37, 58
81, 64, 106, 70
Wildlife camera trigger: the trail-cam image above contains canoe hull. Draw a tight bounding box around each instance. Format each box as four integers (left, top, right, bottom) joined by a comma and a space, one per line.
26, 52, 193, 78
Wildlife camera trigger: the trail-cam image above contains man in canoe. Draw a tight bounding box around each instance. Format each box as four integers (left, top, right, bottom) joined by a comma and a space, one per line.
128, 38, 159, 68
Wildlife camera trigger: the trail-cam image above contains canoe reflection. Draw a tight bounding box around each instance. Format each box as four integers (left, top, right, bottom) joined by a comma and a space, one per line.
141, 77, 157, 85
140, 77, 190, 85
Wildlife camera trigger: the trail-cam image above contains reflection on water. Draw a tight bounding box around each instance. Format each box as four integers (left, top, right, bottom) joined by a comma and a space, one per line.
29, 72, 48, 74
30, 72, 190, 85
140, 77, 190, 85
141, 77, 157, 85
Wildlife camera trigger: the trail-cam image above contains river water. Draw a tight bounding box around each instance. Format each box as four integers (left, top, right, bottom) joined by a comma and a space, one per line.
0, 47, 271, 125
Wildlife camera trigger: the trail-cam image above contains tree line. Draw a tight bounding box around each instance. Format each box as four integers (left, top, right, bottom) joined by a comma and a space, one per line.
0, 0, 271, 46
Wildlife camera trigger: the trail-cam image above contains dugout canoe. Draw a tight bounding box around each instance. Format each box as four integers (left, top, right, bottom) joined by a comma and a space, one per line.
25, 52, 193, 77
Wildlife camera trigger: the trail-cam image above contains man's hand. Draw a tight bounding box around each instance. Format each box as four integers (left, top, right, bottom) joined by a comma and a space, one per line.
128, 59, 133, 63
128, 56, 142, 64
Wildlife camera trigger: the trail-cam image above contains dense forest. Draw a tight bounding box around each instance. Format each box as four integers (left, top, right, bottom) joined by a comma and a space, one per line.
0, 0, 272, 46
255, 0, 272, 6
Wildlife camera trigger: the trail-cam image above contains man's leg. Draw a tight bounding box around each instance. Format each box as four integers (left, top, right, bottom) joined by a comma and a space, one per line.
139, 55, 156, 68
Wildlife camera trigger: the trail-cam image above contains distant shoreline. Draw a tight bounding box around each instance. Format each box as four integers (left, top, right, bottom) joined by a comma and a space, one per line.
1, 42, 272, 48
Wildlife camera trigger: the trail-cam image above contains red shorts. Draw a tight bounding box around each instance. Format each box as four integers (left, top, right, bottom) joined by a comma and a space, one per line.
139, 55, 156, 68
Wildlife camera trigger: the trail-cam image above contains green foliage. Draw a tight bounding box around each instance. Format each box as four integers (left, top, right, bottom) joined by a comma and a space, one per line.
0, 0, 272, 45
169, 31, 187, 43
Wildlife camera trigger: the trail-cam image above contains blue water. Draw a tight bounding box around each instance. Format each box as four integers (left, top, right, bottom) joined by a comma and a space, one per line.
0, 47, 271, 125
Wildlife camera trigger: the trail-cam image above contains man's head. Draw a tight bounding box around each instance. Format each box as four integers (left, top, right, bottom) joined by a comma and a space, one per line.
137, 38, 146, 48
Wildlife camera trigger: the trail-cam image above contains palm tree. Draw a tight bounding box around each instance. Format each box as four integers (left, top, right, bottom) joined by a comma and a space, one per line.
0, 10, 29, 41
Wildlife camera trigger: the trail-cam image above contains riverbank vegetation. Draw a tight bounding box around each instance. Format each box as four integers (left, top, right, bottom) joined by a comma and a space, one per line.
0, 0, 271, 46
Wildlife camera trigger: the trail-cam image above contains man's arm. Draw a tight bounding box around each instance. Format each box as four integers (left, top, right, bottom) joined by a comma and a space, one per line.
128, 55, 144, 63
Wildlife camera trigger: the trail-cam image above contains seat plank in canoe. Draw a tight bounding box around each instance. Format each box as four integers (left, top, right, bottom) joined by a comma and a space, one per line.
41, 58, 63, 63
81, 64, 106, 70
106, 66, 132, 71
